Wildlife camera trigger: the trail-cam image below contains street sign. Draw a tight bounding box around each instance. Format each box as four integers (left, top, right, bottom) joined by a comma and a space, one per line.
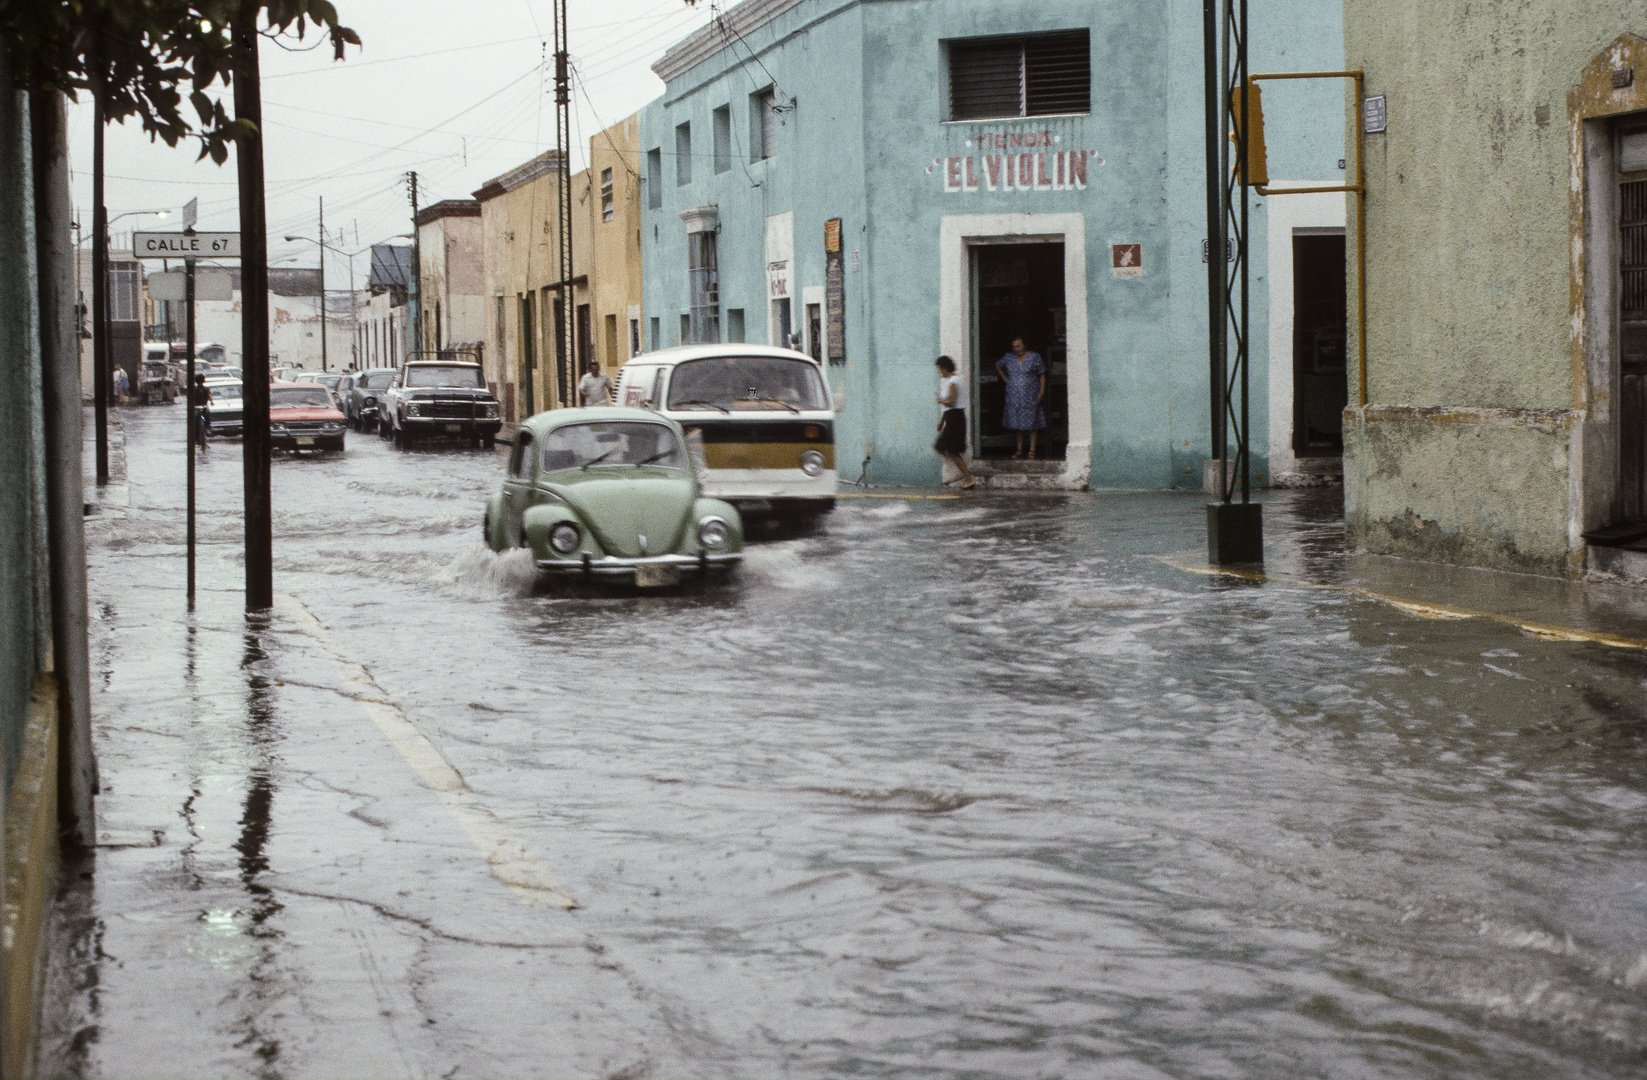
182, 197, 198, 229
132, 231, 241, 259
148, 269, 232, 301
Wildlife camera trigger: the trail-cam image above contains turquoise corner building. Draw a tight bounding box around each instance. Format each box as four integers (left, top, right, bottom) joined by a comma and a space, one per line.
639, 0, 1346, 489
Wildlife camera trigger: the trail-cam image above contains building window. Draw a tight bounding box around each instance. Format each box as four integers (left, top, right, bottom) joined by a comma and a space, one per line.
687, 229, 720, 344
752, 88, 777, 161
650, 316, 660, 351
726, 308, 745, 343
675, 121, 692, 186
947, 29, 1090, 121
629, 316, 642, 357
646, 148, 662, 209
678, 313, 690, 345
600, 168, 614, 222
108, 261, 139, 321
713, 105, 732, 174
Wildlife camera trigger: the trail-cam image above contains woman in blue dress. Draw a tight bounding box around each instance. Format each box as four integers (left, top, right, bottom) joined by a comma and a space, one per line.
996, 337, 1046, 459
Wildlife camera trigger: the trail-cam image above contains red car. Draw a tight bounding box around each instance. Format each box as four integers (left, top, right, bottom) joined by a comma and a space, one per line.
268, 382, 346, 454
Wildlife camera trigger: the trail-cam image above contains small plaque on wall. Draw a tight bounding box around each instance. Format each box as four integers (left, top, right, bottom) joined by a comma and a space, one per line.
1363, 95, 1387, 134
1112, 243, 1143, 278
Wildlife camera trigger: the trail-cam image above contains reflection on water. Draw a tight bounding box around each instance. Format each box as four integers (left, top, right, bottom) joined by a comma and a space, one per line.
54, 408, 1647, 1078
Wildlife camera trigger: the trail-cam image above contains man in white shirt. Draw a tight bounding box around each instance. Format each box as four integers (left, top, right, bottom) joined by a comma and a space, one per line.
578, 361, 613, 407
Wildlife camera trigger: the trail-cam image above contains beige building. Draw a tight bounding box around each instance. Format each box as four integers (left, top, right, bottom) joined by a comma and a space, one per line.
474, 115, 644, 420
1343, 8, 1647, 582
415, 199, 489, 377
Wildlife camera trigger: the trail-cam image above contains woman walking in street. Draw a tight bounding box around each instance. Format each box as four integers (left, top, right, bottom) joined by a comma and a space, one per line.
934, 355, 976, 490
996, 336, 1046, 459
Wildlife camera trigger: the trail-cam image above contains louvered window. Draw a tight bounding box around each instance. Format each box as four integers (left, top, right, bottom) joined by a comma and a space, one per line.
948, 30, 1090, 121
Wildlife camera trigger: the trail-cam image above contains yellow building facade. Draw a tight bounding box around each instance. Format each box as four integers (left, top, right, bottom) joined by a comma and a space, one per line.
475, 115, 643, 420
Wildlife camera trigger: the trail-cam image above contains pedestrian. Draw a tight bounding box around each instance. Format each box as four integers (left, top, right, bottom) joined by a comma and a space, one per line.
934, 355, 976, 490
193, 373, 211, 446
113, 366, 129, 403
579, 360, 613, 407
995, 336, 1046, 459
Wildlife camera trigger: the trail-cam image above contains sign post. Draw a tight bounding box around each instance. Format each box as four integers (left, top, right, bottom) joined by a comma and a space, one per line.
132, 219, 239, 609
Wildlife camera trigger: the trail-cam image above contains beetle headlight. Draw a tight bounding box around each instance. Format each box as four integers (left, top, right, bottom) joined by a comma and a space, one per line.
548, 522, 581, 554
697, 516, 731, 551
800, 449, 826, 476
363, 395, 376, 407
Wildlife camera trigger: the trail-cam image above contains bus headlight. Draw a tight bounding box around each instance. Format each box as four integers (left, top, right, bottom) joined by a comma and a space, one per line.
800, 449, 826, 476
697, 516, 731, 550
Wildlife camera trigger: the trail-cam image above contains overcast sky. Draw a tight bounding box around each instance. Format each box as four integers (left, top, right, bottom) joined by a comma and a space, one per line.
67, 0, 717, 284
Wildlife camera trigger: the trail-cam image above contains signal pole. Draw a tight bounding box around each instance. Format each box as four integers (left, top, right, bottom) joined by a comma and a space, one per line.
318, 195, 328, 371
91, 55, 109, 485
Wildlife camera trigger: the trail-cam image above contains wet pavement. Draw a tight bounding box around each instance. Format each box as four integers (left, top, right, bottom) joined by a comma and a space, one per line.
40, 404, 1647, 1079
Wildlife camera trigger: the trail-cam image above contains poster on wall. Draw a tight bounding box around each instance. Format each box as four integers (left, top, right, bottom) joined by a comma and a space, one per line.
824, 218, 845, 363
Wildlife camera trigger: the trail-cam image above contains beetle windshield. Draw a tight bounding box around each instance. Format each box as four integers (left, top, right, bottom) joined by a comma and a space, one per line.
405, 365, 485, 388
270, 386, 334, 408
540, 422, 686, 472
666, 356, 827, 412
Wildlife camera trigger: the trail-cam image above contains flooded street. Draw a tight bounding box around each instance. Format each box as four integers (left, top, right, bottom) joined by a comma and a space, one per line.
44, 405, 1647, 1078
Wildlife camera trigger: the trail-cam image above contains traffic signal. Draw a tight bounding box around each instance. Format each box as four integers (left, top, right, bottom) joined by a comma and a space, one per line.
1231, 78, 1269, 188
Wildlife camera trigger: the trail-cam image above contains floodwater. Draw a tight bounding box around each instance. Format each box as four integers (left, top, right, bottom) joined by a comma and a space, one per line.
44, 405, 1647, 1079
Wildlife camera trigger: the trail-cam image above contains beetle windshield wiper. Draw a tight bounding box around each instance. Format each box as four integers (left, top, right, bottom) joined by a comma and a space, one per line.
581, 446, 622, 469
633, 449, 678, 467
672, 399, 730, 413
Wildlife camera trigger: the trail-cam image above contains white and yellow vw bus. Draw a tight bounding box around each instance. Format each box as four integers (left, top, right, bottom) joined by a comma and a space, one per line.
614, 344, 836, 521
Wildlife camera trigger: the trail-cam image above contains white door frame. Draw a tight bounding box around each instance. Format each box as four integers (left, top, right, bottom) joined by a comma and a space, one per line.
940, 213, 1090, 489
1264, 184, 1348, 479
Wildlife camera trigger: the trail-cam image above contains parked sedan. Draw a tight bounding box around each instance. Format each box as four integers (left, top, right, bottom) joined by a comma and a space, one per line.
268, 383, 346, 454
344, 367, 396, 431
483, 408, 743, 587
199, 377, 244, 438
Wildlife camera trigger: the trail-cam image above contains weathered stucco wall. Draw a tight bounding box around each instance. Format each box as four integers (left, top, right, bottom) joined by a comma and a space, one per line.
1344, 3, 1647, 575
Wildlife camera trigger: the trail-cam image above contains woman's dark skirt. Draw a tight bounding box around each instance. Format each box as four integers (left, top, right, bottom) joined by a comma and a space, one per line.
934, 408, 967, 454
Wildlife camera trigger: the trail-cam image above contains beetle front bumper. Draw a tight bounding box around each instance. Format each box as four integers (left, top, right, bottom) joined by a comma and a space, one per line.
535, 551, 743, 578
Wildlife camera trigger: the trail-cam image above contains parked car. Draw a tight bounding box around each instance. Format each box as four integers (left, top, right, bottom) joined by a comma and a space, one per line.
308, 371, 345, 406
199, 377, 244, 438
137, 359, 178, 404
344, 367, 397, 431
268, 382, 346, 453
384, 359, 503, 449
483, 408, 743, 587
613, 344, 837, 523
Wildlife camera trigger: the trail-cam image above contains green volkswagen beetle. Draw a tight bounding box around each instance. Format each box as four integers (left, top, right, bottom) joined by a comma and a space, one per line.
484, 407, 744, 585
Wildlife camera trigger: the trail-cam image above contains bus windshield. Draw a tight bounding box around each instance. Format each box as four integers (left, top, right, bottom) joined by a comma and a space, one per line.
666, 356, 827, 412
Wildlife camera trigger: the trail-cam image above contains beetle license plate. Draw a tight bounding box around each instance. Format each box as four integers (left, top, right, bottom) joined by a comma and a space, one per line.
634, 565, 681, 588
445, 423, 462, 432
295, 436, 314, 446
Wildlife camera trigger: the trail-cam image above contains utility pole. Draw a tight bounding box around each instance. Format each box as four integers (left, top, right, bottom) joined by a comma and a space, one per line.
1203, 0, 1262, 564
407, 171, 421, 358
91, 54, 109, 485
553, 0, 575, 407
234, 7, 273, 611
318, 195, 328, 371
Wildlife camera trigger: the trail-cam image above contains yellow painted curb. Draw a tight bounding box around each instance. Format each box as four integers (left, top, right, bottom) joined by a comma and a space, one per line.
1164, 560, 1647, 651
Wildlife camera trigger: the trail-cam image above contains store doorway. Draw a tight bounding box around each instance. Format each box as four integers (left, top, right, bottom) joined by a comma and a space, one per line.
1292, 233, 1347, 458
971, 242, 1067, 460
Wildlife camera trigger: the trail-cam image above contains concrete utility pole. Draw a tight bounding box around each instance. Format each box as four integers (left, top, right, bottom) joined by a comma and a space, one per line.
407, 171, 421, 357
234, 8, 273, 611
318, 195, 328, 371
91, 53, 109, 485
553, 0, 575, 406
